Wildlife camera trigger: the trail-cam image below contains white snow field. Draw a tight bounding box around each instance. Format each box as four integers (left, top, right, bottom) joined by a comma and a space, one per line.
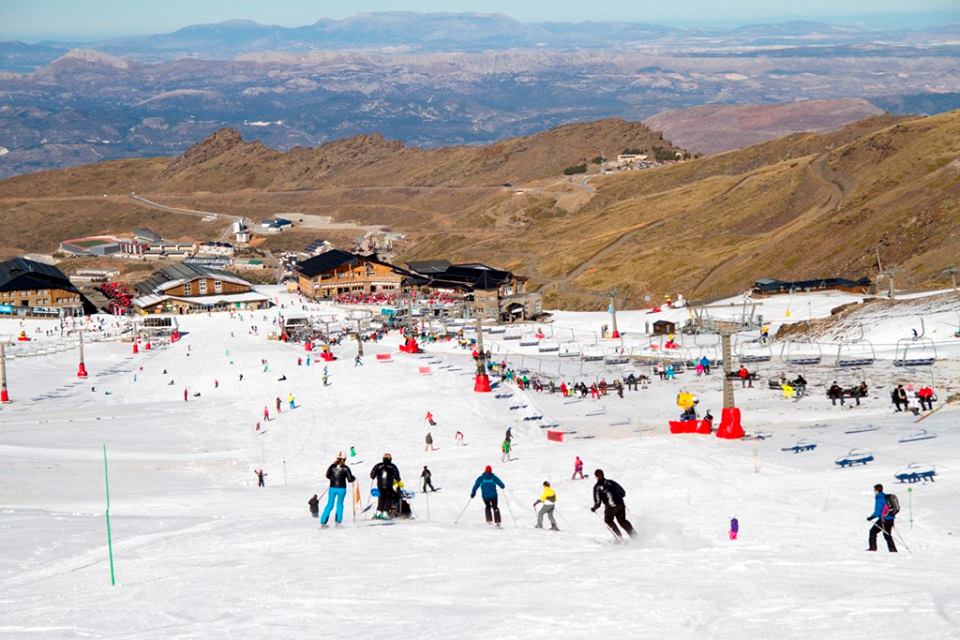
2, 288, 959, 639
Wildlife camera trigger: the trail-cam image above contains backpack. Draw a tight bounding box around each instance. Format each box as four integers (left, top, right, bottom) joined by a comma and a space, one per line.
885, 494, 900, 518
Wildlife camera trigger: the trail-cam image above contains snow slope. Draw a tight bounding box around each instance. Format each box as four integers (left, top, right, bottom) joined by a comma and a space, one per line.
1, 289, 959, 639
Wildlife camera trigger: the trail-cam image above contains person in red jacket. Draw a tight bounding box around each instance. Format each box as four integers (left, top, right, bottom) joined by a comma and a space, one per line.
572, 456, 586, 480
917, 386, 935, 411
737, 366, 752, 388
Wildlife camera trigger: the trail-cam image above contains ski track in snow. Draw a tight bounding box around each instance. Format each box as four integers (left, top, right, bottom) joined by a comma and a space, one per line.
0, 287, 959, 639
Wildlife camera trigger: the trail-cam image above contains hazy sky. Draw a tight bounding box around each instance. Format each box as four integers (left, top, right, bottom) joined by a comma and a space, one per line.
2, 0, 957, 40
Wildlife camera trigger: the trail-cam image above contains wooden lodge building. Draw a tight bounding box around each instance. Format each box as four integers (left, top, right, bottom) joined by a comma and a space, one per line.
405, 260, 542, 321
0, 257, 96, 317
295, 250, 409, 300
132, 263, 270, 314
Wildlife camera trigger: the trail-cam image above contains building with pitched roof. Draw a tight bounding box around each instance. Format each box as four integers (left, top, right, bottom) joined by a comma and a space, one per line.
405, 261, 542, 321
0, 257, 96, 316
131, 263, 269, 314
296, 250, 410, 299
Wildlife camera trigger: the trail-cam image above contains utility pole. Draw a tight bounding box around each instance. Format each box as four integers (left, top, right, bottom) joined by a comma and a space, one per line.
77, 327, 89, 378
608, 292, 620, 339
886, 265, 901, 300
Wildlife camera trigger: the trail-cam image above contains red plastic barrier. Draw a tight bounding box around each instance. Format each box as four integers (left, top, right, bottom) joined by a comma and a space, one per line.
376, 353, 392, 361
419, 366, 432, 375
546, 430, 564, 442
669, 420, 711, 434
716, 407, 745, 439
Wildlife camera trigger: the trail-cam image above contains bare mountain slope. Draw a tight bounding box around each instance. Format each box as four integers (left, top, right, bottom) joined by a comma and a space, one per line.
643, 99, 886, 155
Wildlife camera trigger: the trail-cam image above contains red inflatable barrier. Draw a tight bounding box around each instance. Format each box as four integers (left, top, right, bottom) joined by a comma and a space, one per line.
716, 407, 745, 439
375, 353, 392, 361
669, 420, 711, 434
546, 430, 564, 442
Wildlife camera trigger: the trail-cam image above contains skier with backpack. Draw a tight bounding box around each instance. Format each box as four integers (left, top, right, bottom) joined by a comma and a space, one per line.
533, 481, 559, 530
321, 452, 356, 528
370, 454, 401, 519
470, 465, 506, 527
591, 469, 636, 540
867, 483, 898, 552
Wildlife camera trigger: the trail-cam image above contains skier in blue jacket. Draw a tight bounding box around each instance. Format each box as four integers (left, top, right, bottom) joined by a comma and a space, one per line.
471, 465, 505, 527
867, 483, 897, 552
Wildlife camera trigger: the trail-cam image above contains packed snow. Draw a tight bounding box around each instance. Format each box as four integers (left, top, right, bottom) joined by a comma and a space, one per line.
1, 287, 959, 639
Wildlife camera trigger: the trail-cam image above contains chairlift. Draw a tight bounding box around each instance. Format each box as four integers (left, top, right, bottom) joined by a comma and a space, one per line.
734, 335, 772, 364
835, 323, 875, 367
538, 339, 560, 353
488, 326, 507, 335
780, 339, 822, 366
780, 439, 817, 454
899, 428, 937, 443
581, 344, 604, 362
603, 346, 630, 365
835, 448, 875, 468
503, 327, 522, 340
519, 334, 540, 347
558, 341, 580, 358
894, 462, 936, 483
893, 339, 936, 367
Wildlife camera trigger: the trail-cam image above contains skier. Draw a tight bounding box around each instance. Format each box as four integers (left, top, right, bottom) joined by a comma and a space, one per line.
505, 426, 512, 443
214, 379, 219, 389
455, 431, 465, 445
276, 396, 282, 413
572, 456, 586, 480
255, 469, 267, 487
591, 469, 636, 540
297, 357, 302, 366
321, 453, 356, 528
354, 355, 363, 367
263, 406, 270, 422
533, 481, 559, 530
867, 483, 898, 552
501, 438, 513, 462
421, 465, 436, 493
425, 432, 436, 452
288, 392, 296, 410
470, 465, 505, 527
308, 494, 320, 518
729, 516, 739, 540
370, 453, 401, 519
426, 411, 437, 426
183, 388, 188, 402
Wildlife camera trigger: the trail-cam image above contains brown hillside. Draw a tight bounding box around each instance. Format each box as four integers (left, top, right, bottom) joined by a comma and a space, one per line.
1, 112, 958, 309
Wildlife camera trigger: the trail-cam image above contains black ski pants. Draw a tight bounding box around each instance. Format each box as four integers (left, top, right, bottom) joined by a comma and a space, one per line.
483, 497, 501, 524
423, 478, 435, 492
604, 504, 636, 538
377, 488, 397, 514
868, 519, 897, 552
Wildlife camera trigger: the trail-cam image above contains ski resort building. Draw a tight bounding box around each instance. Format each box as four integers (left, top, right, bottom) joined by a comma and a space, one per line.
752, 276, 872, 296
0, 257, 96, 317
131, 263, 270, 314
406, 260, 542, 321
295, 250, 409, 300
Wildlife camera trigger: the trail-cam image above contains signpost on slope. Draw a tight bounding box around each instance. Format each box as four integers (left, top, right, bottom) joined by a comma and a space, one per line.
102, 444, 116, 586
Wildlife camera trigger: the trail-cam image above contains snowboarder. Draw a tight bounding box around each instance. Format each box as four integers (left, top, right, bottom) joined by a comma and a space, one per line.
867, 483, 897, 552
255, 469, 267, 487
470, 465, 505, 527
591, 469, 636, 540
533, 481, 558, 530
729, 517, 739, 540
425, 432, 436, 452
370, 454, 401, 519
426, 411, 437, 426
572, 456, 586, 480
421, 465, 436, 493
308, 494, 320, 518
321, 453, 356, 527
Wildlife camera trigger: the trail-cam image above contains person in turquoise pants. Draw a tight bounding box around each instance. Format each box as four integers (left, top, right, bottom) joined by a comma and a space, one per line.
321, 453, 356, 527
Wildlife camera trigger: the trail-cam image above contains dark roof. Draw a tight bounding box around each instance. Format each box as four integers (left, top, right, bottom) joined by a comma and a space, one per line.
406, 260, 453, 275
0, 257, 96, 312
136, 262, 249, 295
752, 277, 872, 293
296, 250, 362, 278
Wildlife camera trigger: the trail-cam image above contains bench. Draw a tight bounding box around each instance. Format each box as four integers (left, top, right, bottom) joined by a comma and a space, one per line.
727, 371, 759, 382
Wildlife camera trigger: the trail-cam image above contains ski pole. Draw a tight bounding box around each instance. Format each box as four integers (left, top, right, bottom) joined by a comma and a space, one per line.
502, 490, 519, 528
454, 496, 474, 524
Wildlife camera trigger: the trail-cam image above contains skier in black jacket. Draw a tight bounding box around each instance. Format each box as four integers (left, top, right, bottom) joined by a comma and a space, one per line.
321, 453, 356, 527
370, 453, 401, 519
591, 469, 636, 540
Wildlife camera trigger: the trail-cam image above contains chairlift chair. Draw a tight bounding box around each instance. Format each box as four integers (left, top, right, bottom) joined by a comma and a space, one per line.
603, 346, 630, 365
558, 341, 580, 358
893, 338, 936, 367
734, 334, 772, 363
581, 344, 604, 362
780, 339, 822, 366
538, 339, 560, 353
835, 326, 876, 367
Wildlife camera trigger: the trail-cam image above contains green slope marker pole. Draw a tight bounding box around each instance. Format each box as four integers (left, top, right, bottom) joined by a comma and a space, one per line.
103, 444, 116, 586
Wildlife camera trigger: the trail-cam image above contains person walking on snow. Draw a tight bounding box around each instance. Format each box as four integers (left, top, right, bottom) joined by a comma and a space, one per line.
591, 469, 636, 540
255, 469, 267, 487
425, 432, 436, 452
867, 483, 898, 552
534, 481, 559, 530
321, 453, 356, 528
471, 465, 506, 527
572, 456, 586, 480
421, 466, 436, 492
370, 454, 401, 519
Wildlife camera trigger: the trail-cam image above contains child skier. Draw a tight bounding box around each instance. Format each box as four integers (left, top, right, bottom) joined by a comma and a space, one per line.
533, 481, 559, 530
308, 494, 320, 518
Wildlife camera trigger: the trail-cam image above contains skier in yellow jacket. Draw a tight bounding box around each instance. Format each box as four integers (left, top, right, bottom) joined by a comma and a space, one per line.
533, 481, 559, 531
